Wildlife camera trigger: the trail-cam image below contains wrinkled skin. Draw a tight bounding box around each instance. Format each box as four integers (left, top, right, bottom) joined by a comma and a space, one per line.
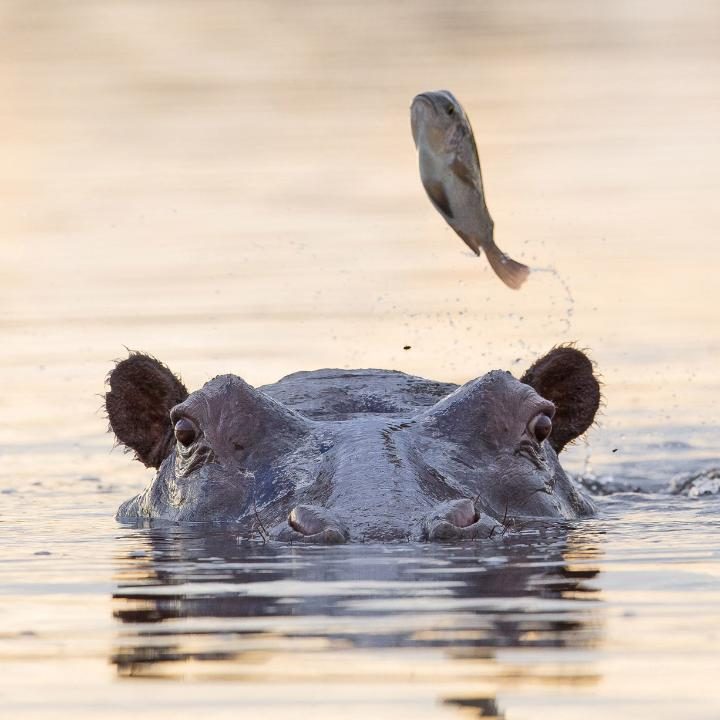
106, 347, 600, 543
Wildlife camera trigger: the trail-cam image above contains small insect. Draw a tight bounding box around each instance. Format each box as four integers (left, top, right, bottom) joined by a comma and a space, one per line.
411, 90, 529, 289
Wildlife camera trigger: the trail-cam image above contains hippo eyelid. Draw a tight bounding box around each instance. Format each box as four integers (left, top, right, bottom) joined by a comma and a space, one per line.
169, 407, 203, 435
539, 401, 555, 419
170, 407, 196, 425
519, 389, 555, 420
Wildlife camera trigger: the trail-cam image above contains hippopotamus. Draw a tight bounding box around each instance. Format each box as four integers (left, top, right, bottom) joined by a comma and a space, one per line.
106, 346, 600, 542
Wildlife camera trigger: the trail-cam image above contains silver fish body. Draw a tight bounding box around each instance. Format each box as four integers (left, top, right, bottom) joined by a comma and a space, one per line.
411, 90, 529, 289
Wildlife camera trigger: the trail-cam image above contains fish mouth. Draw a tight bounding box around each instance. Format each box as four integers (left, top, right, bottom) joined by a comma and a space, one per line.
411, 92, 439, 113
411, 90, 459, 112
410, 92, 439, 147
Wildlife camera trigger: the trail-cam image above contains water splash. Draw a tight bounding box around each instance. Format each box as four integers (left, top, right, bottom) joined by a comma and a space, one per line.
530, 265, 575, 334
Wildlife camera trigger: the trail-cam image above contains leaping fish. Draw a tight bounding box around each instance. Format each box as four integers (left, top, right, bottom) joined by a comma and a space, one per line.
410, 90, 530, 289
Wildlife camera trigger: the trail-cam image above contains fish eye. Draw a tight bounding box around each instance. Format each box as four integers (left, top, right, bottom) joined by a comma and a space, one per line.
446, 104, 455, 115
528, 413, 553, 443
174, 417, 197, 447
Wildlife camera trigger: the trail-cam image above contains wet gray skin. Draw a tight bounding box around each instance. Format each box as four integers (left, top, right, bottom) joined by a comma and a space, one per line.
106, 347, 600, 543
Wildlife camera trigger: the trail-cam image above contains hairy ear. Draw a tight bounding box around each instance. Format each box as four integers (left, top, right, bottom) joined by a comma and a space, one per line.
520, 346, 600, 453
105, 353, 189, 468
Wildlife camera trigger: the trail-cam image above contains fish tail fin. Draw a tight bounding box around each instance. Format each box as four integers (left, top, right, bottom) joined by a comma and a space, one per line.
483, 240, 530, 289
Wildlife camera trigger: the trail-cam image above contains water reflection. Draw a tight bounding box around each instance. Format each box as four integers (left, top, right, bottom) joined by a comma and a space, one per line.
112, 525, 603, 715
445, 697, 503, 719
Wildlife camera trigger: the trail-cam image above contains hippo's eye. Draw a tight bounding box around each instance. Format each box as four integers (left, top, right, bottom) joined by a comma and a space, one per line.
529, 413, 552, 443
446, 104, 455, 115
174, 418, 197, 447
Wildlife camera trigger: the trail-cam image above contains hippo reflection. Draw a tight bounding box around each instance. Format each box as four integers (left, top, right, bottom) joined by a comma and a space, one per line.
106, 347, 600, 542
111, 525, 603, 681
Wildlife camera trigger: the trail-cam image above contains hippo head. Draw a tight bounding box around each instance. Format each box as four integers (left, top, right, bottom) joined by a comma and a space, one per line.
106, 348, 600, 542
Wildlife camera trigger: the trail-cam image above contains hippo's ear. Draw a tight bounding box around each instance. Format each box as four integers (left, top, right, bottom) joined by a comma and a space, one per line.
520, 347, 600, 453
105, 353, 189, 468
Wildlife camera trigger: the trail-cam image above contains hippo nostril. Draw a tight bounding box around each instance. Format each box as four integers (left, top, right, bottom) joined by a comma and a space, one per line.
529, 413, 553, 443
288, 505, 327, 536
287, 505, 349, 543
424, 499, 501, 541
174, 418, 197, 447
